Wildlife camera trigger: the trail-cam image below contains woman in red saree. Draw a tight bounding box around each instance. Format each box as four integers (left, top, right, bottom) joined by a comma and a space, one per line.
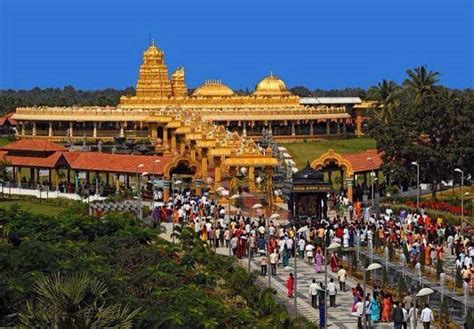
330, 252, 339, 272
286, 273, 295, 297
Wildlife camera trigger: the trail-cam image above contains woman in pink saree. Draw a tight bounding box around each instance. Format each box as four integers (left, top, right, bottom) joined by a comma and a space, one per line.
315, 249, 323, 273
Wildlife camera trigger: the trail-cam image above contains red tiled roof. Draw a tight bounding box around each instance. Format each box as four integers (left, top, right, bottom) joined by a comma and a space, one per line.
0, 139, 66, 152
344, 149, 383, 173
0, 150, 64, 168
63, 152, 173, 175
0, 112, 17, 126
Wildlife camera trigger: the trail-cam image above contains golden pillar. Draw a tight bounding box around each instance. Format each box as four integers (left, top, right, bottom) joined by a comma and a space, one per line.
162, 127, 168, 145
93, 122, 97, 138
220, 156, 227, 176
32, 122, 37, 136
21, 123, 25, 136
201, 157, 208, 179
248, 166, 255, 191
180, 142, 185, 154
265, 166, 273, 216
52, 168, 59, 190
214, 157, 222, 186
120, 123, 125, 137
355, 114, 363, 136
191, 148, 196, 161
48, 122, 53, 137
150, 123, 158, 139
115, 174, 121, 193
171, 132, 177, 153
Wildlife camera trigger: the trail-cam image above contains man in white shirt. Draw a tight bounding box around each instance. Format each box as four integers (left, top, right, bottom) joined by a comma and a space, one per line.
298, 238, 306, 258
327, 278, 337, 307
420, 303, 434, 329
269, 250, 278, 275
337, 267, 347, 292
308, 279, 319, 308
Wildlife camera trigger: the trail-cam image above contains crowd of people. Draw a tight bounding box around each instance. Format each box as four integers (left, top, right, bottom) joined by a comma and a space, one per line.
150, 189, 473, 328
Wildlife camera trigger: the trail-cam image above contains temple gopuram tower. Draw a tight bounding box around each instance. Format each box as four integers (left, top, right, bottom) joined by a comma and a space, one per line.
135, 41, 172, 98
171, 67, 188, 98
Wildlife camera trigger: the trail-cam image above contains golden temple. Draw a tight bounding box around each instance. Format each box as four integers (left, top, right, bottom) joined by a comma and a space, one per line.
13, 40, 372, 142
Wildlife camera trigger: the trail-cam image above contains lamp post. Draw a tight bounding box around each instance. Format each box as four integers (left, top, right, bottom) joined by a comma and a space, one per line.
151, 159, 161, 209
454, 168, 464, 227
362, 262, 382, 328
411, 162, 420, 210
173, 179, 183, 243
324, 241, 341, 329
136, 164, 145, 221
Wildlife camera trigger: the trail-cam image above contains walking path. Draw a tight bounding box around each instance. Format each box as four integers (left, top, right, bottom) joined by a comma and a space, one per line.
159, 223, 397, 328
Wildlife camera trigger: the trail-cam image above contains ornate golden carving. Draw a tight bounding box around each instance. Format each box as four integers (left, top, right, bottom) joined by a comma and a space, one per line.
310, 149, 354, 176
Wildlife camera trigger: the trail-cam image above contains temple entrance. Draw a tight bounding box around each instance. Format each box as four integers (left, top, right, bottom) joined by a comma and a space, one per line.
169, 160, 197, 191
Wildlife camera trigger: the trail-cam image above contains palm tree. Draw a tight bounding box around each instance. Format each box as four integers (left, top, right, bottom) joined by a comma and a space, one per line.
403, 65, 440, 104
18, 273, 139, 328
367, 80, 400, 124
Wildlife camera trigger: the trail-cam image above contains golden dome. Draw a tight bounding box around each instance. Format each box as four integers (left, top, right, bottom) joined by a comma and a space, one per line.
192, 80, 234, 97
253, 73, 291, 96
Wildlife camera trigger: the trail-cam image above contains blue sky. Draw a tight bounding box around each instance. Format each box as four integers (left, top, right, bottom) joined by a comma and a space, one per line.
1, 0, 472, 90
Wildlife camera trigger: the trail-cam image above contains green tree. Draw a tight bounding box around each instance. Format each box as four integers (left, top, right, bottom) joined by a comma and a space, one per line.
403, 65, 440, 105
367, 80, 400, 124
17, 273, 139, 328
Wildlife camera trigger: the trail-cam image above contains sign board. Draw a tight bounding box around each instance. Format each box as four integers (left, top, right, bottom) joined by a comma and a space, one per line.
293, 185, 330, 192
78, 172, 87, 179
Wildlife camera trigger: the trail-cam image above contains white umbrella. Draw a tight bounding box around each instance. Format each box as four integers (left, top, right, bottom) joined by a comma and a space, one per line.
416, 288, 435, 297
297, 226, 309, 234
278, 146, 287, 151
270, 213, 280, 220
283, 153, 292, 159
251, 203, 263, 209
175, 180, 183, 185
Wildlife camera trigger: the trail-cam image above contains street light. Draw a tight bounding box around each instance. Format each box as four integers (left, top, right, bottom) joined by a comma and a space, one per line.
324, 242, 341, 329
411, 162, 420, 209
136, 164, 145, 221
362, 262, 382, 328
455, 168, 464, 227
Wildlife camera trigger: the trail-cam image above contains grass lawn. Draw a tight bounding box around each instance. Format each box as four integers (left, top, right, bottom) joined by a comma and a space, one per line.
0, 199, 68, 217
422, 186, 474, 202
0, 137, 14, 147
283, 137, 377, 169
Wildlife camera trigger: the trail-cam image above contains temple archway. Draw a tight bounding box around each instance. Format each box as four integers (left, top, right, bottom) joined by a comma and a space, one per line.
310, 149, 354, 176
163, 155, 202, 180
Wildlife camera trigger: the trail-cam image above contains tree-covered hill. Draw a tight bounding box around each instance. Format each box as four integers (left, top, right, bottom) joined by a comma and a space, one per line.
0, 204, 314, 328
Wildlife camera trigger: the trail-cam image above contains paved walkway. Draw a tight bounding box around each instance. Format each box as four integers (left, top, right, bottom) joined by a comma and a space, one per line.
159, 223, 398, 328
